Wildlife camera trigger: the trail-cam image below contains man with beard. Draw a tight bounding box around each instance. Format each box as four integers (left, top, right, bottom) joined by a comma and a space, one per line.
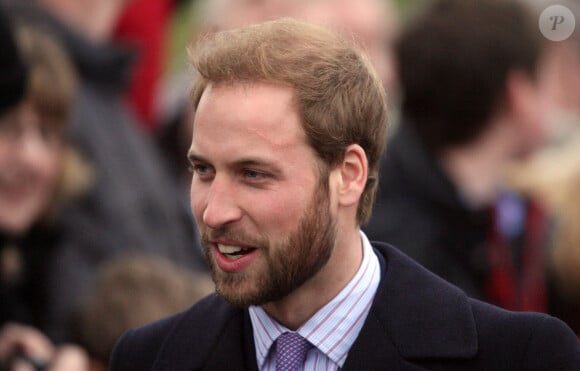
110, 18, 580, 370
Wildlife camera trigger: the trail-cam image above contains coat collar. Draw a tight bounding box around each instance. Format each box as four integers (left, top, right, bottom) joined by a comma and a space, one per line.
347, 242, 478, 363
152, 242, 478, 370
151, 294, 257, 371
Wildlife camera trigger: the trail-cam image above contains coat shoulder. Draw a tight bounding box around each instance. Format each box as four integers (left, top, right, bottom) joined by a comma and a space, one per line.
109, 293, 237, 370
369, 242, 580, 370
469, 299, 580, 369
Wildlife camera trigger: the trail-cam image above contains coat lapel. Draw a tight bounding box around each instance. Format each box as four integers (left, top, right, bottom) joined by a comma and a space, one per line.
344, 243, 478, 369
152, 295, 259, 371
342, 309, 423, 370
202, 310, 259, 371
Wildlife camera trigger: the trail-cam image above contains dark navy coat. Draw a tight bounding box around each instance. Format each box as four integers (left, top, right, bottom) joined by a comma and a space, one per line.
110, 243, 580, 370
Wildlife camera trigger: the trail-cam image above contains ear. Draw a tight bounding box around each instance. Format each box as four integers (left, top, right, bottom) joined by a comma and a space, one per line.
334, 144, 368, 207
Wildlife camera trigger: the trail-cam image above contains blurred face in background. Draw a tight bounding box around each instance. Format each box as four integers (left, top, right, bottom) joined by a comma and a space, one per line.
293, 0, 397, 92
0, 23, 79, 236
512, 46, 577, 157
204, 0, 397, 92
36, 0, 131, 42
0, 101, 64, 235
535, 40, 580, 142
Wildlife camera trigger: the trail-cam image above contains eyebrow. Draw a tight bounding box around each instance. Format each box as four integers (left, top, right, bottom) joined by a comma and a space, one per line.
187, 151, 207, 165
188, 151, 280, 170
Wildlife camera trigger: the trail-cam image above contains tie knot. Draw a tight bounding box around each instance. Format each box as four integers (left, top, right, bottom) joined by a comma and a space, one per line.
275, 332, 312, 371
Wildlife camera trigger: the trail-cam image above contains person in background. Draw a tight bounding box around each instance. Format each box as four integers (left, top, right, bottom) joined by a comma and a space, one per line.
113, 0, 175, 131
0, 323, 89, 371
364, 0, 564, 312
0, 17, 88, 333
0, 5, 26, 114
505, 0, 580, 334
0, 11, 91, 371
3, 0, 208, 342
74, 254, 213, 371
548, 172, 580, 336
110, 18, 579, 370
197, 0, 398, 94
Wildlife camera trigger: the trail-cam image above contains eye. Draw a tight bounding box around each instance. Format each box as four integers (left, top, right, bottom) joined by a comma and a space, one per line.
242, 169, 271, 182
244, 169, 263, 178
189, 163, 214, 180
190, 163, 208, 173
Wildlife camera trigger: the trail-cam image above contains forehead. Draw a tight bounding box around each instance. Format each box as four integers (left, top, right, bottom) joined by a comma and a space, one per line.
295, 0, 391, 35
190, 81, 311, 159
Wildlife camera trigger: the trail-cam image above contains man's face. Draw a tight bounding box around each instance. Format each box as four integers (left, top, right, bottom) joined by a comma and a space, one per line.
188, 82, 337, 307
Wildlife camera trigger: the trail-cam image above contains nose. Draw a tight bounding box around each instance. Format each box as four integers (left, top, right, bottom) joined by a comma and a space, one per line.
201, 176, 243, 229
17, 128, 52, 166
11, 106, 56, 166
16, 132, 49, 166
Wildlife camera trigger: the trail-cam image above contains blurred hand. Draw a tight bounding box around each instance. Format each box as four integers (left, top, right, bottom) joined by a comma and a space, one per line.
0, 323, 89, 371
49, 345, 89, 371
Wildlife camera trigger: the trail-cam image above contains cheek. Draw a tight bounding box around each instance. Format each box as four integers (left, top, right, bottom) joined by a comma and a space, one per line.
538, 93, 560, 139
521, 87, 557, 150
253, 191, 311, 235
190, 180, 211, 223
260, 173, 324, 234
190, 188, 203, 221
37, 150, 64, 189
0, 146, 11, 167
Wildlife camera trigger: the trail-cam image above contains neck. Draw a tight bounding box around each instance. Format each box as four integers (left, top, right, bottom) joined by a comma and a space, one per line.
262, 223, 363, 330
439, 117, 519, 207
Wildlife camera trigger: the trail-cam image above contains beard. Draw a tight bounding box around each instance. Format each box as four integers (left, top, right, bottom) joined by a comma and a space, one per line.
200, 182, 337, 307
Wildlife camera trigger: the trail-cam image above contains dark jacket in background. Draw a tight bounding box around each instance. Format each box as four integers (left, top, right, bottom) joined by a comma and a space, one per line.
364, 123, 548, 313
0, 228, 60, 329
364, 124, 490, 299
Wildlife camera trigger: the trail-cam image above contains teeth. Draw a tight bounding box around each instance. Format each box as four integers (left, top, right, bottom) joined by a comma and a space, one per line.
217, 244, 244, 254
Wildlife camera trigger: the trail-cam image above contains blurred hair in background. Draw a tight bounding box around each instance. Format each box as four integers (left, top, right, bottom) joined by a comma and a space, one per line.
74, 254, 213, 370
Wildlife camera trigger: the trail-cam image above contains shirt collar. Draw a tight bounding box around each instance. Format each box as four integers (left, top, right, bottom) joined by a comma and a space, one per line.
249, 230, 381, 368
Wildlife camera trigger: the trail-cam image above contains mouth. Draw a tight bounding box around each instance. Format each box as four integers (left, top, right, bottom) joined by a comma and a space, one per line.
217, 244, 257, 261
0, 173, 39, 199
0, 168, 40, 185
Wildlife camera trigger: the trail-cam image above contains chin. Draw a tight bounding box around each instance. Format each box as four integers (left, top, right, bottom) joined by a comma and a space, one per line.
0, 215, 36, 236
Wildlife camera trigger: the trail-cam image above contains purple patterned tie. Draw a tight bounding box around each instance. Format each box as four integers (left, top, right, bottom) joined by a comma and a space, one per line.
275, 332, 312, 371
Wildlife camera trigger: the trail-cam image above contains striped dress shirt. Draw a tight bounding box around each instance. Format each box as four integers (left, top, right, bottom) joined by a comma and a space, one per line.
249, 231, 381, 370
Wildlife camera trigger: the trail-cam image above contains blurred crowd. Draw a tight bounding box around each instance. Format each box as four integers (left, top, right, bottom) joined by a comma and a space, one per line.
1, 0, 580, 369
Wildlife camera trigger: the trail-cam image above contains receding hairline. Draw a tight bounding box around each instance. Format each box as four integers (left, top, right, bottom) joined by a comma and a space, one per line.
188, 17, 363, 106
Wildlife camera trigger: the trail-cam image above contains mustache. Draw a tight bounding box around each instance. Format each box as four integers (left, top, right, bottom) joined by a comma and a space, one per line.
201, 226, 267, 248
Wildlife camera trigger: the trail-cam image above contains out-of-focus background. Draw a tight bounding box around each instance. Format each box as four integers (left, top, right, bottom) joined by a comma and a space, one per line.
1, 0, 580, 369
